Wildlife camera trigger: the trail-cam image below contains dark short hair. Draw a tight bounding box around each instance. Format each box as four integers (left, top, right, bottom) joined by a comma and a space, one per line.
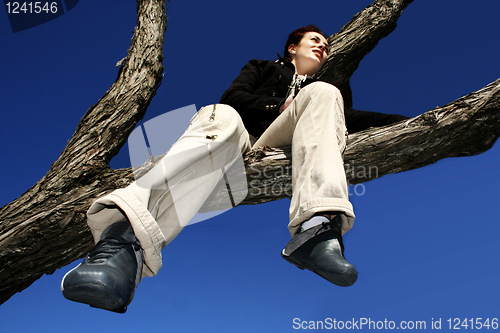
284, 25, 328, 60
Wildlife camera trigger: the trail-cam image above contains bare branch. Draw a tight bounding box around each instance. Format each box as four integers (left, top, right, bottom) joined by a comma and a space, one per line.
0, 0, 166, 305
1, 0, 498, 307
317, 0, 414, 108
237, 78, 500, 205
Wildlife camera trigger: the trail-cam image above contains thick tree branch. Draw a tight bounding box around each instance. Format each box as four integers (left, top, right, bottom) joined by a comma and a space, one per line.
237, 78, 500, 205
316, 0, 414, 108
1, 0, 498, 306
0, 0, 166, 305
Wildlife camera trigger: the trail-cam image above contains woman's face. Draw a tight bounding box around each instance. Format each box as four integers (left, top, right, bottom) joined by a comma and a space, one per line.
289, 32, 329, 75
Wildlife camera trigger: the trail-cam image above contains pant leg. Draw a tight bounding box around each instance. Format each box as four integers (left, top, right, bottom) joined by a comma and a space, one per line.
87, 104, 251, 277
253, 82, 355, 237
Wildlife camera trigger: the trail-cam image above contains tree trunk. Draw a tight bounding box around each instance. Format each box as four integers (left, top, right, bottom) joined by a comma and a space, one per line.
0, 0, 166, 305
0, 0, 498, 305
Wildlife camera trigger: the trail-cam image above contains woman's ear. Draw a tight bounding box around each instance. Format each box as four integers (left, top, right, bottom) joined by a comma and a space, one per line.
288, 44, 296, 55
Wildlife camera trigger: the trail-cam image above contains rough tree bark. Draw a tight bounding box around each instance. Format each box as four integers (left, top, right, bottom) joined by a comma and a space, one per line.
238, 78, 500, 205
0, 0, 498, 305
0, 0, 167, 304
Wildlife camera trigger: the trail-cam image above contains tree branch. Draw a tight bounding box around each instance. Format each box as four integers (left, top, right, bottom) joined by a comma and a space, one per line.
237, 78, 500, 205
0, 0, 166, 305
1, 0, 498, 306
316, 0, 414, 108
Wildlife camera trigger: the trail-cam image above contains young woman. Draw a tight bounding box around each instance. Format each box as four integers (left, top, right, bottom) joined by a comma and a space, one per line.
61, 25, 407, 313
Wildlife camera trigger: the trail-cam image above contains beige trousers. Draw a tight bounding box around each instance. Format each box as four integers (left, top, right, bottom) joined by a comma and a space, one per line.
86, 81, 355, 277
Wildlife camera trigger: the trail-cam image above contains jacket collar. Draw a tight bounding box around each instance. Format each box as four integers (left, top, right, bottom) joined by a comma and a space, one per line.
275, 53, 295, 70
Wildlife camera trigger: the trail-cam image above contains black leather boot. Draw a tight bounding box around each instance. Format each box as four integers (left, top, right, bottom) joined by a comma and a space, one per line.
61, 220, 143, 313
281, 214, 358, 287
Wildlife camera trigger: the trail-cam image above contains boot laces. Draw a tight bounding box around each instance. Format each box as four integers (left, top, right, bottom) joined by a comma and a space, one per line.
87, 240, 131, 264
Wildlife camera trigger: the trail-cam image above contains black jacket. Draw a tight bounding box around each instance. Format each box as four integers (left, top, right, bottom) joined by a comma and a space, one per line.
220, 55, 408, 138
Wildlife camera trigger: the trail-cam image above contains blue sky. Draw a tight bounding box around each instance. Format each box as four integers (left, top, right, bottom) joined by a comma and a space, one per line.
1, 0, 499, 332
